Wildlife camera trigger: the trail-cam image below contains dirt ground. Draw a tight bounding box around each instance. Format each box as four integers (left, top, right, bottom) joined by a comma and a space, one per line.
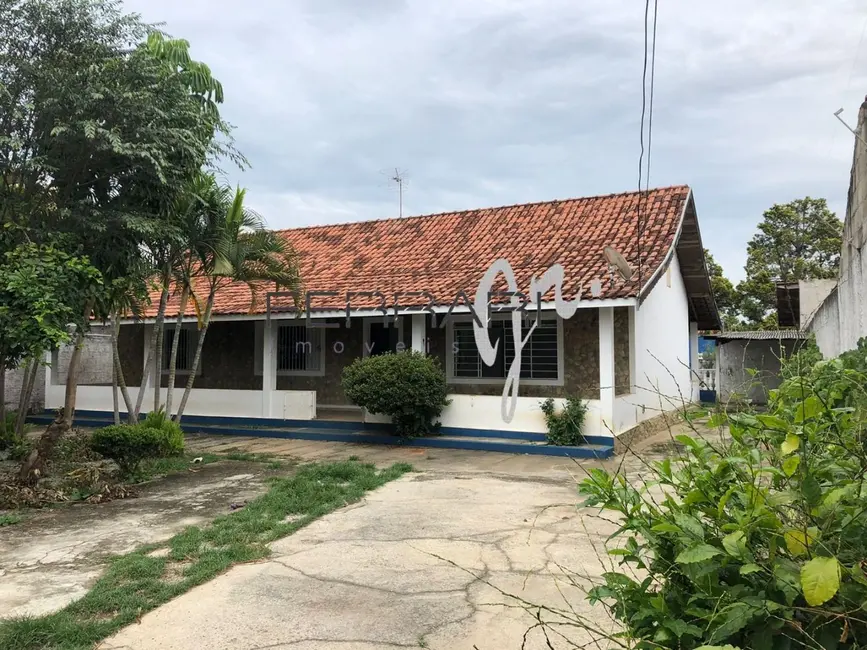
0, 459, 284, 620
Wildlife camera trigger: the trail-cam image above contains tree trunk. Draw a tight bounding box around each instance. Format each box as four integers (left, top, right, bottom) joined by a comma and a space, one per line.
134, 284, 168, 421
132, 347, 152, 423
0, 361, 6, 433
18, 298, 95, 485
112, 345, 120, 425
165, 284, 190, 418
175, 290, 214, 424
152, 274, 170, 414
110, 313, 133, 417
14, 358, 38, 436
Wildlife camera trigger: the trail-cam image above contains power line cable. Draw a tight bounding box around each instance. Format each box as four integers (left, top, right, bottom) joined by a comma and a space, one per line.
646, 0, 659, 188
636, 0, 654, 300
637, 0, 659, 303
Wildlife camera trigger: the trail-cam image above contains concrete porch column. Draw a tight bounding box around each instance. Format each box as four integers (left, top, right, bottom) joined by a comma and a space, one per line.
411, 314, 426, 354
262, 317, 275, 417
599, 307, 615, 435
689, 321, 699, 402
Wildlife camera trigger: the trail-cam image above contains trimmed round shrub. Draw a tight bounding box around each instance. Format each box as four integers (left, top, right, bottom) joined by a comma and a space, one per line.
90, 424, 172, 474
342, 351, 450, 437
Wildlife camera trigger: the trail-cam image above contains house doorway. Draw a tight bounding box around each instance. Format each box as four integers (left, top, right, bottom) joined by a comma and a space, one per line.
367, 320, 402, 356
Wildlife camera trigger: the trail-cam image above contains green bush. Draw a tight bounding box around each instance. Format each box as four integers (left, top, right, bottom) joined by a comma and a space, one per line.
576, 351, 867, 649
780, 336, 823, 380
341, 351, 450, 437
0, 410, 21, 451
540, 397, 588, 446
90, 424, 174, 475
142, 407, 184, 456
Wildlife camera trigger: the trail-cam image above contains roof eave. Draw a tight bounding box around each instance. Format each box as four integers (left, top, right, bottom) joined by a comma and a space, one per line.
638, 189, 722, 331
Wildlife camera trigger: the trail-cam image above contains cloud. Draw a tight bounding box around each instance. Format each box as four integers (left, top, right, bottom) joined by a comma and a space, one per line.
124, 0, 867, 282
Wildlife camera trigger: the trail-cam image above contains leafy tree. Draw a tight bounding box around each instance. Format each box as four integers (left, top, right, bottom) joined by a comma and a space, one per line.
737, 198, 843, 325
1, 0, 237, 482
163, 173, 223, 418
0, 245, 101, 438
704, 249, 740, 330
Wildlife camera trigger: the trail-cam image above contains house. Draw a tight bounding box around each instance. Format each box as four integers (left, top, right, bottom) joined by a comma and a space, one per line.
44, 185, 720, 445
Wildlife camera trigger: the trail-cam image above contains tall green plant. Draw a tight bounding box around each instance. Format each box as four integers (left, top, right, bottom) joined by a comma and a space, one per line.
1, 0, 240, 483
173, 185, 301, 422
573, 353, 867, 649
540, 397, 588, 446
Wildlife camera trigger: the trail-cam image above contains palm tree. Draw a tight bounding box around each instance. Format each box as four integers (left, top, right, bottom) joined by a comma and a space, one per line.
164, 173, 222, 417
173, 184, 301, 422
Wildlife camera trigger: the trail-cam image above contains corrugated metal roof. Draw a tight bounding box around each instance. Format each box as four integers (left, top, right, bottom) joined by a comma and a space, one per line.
708, 329, 808, 342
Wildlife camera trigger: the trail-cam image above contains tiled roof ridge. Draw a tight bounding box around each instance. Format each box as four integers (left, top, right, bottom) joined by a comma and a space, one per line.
272, 184, 691, 234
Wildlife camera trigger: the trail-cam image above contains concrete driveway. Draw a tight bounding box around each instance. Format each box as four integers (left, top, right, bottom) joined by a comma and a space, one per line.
102, 464, 624, 649
96, 426, 691, 650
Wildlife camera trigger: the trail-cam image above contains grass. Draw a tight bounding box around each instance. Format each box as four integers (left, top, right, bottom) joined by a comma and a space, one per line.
0, 459, 411, 650
113, 449, 291, 485
130, 452, 222, 482
682, 407, 710, 423
0, 513, 22, 526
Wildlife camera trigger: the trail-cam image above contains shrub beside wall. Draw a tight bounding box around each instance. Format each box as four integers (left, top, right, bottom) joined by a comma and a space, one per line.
575, 339, 867, 649
342, 352, 450, 437
540, 397, 588, 446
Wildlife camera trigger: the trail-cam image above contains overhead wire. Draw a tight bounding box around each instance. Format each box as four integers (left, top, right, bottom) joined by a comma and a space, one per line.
636, 0, 658, 301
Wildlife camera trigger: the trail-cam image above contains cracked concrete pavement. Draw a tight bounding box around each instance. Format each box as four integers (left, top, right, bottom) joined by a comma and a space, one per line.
97, 429, 694, 650
102, 471, 617, 650
2, 425, 702, 649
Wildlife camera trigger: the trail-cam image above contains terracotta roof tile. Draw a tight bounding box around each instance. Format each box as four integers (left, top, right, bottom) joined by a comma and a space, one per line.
150, 185, 691, 318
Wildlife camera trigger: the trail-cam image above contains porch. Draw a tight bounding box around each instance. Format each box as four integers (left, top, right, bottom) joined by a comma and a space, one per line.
42, 302, 697, 451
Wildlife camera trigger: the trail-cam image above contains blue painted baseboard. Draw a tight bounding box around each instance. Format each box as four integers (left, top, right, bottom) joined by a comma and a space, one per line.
28, 410, 615, 459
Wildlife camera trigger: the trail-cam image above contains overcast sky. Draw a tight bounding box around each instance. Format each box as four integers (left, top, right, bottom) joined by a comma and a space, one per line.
124, 0, 867, 283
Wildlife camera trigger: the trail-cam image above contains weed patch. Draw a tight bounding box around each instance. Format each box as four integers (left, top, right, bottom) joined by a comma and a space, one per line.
0, 513, 22, 526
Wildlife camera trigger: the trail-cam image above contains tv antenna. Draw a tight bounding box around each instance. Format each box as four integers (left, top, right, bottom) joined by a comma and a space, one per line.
390, 168, 408, 217
603, 246, 634, 288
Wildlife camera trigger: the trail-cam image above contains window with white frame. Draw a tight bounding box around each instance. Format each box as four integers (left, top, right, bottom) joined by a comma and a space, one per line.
277, 324, 323, 374
162, 326, 197, 373
451, 318, 560, 382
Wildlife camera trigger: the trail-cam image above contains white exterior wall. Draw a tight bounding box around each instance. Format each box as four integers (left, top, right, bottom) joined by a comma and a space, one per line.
366, 395, 606, 438
613, 395, 638, 433
45, 384, 316, 420
798, 280, 837, 330
621, 253, 693, 424
809, 289, 842, 358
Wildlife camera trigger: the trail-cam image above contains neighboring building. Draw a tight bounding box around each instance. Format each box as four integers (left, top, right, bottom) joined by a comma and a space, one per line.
800, 97, 867, 357
45, 186, 721, 441
704, 330, 808, 405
